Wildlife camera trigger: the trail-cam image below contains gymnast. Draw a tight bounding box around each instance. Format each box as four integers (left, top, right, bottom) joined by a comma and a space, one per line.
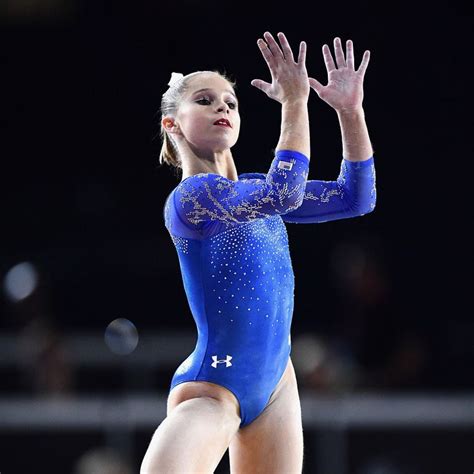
141, 31, 376, 473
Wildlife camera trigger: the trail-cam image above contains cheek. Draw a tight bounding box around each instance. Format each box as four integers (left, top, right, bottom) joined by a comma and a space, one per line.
181, 115, 207, 138
233, 118, 241, 136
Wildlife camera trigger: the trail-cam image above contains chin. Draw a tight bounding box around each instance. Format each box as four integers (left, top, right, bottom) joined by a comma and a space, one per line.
189, 134, 238, 154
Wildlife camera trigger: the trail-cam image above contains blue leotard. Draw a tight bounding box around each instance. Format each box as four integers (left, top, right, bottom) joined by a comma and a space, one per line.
163, 150, 376, 427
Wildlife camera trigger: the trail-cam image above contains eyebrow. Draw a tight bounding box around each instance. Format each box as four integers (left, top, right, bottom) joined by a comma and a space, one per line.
191, 88, 238, 101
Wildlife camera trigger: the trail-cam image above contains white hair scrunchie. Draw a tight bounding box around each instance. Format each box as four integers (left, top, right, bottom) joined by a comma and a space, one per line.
168, 72, 184, 88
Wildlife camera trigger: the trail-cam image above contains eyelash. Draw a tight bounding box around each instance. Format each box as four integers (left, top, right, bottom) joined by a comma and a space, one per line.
196, 97, 237, 109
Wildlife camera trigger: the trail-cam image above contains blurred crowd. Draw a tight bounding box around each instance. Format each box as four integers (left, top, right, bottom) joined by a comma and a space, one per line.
73, 447, 133, 474
291, 234, 430, 394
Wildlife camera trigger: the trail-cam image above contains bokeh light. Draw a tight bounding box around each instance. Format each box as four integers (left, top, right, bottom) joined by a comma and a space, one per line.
104, 318, 139, 356
3, 261, 39, 302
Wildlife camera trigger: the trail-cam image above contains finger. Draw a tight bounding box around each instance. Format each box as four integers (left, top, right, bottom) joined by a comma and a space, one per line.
297, 41, 307, 66
333, 37, 346, 68
357, 50, 371, 77
322, 44, 336, 73
309, 77, 324, 95
251, 79, 272, 95
346, 39, 355, 69
257, 37, 277, 71
276, 32, 295, 62
263, 31, 285, 60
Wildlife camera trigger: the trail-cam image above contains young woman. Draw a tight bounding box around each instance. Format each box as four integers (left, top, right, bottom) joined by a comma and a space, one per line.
141, 32, 375, 473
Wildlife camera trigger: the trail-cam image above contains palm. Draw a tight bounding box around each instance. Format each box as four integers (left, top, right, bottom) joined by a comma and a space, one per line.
309, 37, 370, 112
251, 32, 310, 104
323, 68, 364, 110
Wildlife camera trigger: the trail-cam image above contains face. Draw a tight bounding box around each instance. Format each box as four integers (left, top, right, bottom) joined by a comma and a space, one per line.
165, 73, 241, 154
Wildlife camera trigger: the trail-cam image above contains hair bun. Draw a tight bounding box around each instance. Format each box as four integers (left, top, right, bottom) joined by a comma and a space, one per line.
168, 72, 184, 87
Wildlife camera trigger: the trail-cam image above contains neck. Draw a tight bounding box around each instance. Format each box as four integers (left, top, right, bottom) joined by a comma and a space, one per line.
180, 148, 238, 182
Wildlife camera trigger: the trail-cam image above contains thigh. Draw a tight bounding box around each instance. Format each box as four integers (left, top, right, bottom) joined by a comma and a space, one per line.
167, 380, 241, 419
228, 357, 304, 474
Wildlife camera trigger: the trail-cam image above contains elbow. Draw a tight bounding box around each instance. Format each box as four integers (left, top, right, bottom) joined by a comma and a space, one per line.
367, 190, 377, 214
346, 185, 377, 216
363, 200, 377, 216
353, 195, 377, 217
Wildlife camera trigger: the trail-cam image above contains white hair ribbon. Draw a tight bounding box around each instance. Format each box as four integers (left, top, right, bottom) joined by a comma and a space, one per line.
168, 72, 184, 87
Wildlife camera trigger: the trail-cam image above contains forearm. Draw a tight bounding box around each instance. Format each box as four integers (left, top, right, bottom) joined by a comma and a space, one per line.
337, 107, 373, 162
276, 100, 311, 159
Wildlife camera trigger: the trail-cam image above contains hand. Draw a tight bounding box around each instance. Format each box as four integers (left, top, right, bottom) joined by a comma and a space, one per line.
251, 32, 310, 105
309, 37, 370, 113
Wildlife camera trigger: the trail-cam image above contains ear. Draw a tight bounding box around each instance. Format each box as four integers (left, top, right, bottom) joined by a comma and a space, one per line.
162, 116, 180, 135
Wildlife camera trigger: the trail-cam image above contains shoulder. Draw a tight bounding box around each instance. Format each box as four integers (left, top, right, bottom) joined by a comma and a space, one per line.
238, 172, 267, 180
175, 173, 221, 193
174, 172, 267, 199
173, 174, 238, 204
178, 173, 233, 187
178, 172, 266, 186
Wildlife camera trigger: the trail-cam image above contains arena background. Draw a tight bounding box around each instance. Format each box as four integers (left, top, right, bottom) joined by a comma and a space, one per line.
1, 1, 473, 472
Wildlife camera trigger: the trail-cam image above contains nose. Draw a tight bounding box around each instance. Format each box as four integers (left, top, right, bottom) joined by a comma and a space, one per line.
216, 101, 230, 114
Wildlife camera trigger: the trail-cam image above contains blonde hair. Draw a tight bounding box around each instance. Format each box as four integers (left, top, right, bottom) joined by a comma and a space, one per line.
157, 70, 236, 177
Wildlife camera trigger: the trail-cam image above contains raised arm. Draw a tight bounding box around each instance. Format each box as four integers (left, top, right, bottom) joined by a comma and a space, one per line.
275, 36, 376, 224
251, 31, 311, 158
309, 37, 373, 162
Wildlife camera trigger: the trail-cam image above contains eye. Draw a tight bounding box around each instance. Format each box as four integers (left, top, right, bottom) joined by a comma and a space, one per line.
196, 97, 211, 105
195, 96, 237, 110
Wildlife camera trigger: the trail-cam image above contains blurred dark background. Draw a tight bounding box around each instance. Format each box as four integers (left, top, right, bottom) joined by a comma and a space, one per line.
1, 1, 473, 473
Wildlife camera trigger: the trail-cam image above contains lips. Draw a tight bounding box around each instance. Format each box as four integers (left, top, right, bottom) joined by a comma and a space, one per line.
213, 118, 232, 128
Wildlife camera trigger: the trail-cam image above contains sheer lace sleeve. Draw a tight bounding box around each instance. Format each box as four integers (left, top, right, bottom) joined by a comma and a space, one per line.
173, 150, 310, 231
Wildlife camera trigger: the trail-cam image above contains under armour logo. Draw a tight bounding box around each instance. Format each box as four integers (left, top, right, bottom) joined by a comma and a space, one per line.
278, 160, 293, 171
211, 355, 232, 368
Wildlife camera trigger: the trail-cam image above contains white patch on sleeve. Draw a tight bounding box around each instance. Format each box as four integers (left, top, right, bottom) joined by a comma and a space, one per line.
278, 160, 293, 171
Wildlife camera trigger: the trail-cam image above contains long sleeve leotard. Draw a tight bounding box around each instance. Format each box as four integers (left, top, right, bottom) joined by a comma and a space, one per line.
163, 150, 376, 427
